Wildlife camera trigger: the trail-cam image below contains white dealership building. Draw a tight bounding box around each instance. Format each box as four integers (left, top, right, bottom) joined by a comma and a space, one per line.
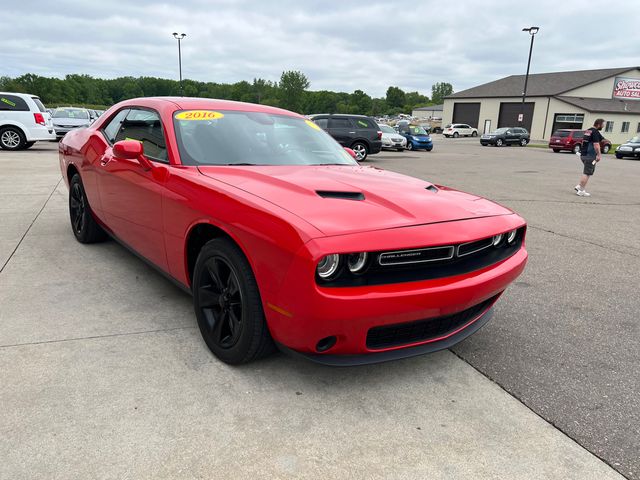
442, 67, 640, 143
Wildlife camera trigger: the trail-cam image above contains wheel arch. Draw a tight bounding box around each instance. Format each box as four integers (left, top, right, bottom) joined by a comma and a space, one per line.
66, 163, 80, 183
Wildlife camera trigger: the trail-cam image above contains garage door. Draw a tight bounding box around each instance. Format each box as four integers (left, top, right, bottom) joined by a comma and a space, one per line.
452, 103, 480, 128
498, 102, 534, 131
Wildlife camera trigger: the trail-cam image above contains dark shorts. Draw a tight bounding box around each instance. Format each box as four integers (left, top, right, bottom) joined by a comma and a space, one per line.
581, 156, 596, 176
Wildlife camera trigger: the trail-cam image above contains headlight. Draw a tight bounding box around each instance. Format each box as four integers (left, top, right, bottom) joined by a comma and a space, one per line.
492, 234, 503, 246
347, 252, 368, 273
317, 254, 340, 279
507, 230, 517, 244
635, 147, 640, 152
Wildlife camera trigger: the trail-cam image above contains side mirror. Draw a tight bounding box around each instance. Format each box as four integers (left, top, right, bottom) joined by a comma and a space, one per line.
344, 147, 357, 160
113, 140, 153, 170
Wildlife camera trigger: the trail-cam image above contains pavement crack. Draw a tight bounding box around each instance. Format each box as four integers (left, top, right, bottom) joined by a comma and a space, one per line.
0, 325, 196, 349
0, 176, 63, 274
527, 225, 640, 258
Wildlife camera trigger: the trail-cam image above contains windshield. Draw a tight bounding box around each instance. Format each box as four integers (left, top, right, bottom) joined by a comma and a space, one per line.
379, 124, 396, 134
492, 128, 509, 134
174, 110, 358, 166
629, 136, 640, 143
552, 130, 570, 138
53, 108, 89, 119
408, 126, 427, 135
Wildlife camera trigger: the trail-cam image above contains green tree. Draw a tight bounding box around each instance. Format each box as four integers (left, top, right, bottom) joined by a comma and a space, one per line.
386, 86, 406, 109
279, 70, 310, 112
431, 82, 453, 104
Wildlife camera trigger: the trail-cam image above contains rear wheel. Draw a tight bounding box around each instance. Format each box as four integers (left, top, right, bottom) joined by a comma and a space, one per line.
193, 238, 274, 364
0, 127, 26, 150
406, 141, 414, 151
520, 138, 528, 146
496, 138, 504, 147
471, 131, 478, 137
615, 154, 623, 159
552, 149, 560, 153
453, 132, 459, 138
69, 173, 108, 243
602, 144, 610, 154
573, 144, 581, 154
396, 148, 404, 152
351, 142, 368, 161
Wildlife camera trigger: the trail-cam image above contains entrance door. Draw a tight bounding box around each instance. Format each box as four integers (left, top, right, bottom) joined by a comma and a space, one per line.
483, 119, 491, 134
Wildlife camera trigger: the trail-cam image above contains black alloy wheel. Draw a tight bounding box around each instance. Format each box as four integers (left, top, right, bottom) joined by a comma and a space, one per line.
193, 238, 274, 364
68, 173, 107, 243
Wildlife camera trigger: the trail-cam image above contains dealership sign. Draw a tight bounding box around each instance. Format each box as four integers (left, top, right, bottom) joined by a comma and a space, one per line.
612, 77, 640, 100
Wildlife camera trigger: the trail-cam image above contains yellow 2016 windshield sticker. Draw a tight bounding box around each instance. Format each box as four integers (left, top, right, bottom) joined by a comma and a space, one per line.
175, 110, 224, 121
305, 119, 321, 130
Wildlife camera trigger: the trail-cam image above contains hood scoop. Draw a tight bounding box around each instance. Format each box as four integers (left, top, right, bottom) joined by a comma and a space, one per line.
316, 190, 365, 201
426, 185, 438, 193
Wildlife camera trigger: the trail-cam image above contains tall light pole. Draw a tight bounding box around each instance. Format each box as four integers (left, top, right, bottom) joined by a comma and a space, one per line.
520, 26, 539, 126
172, 32, 186, 95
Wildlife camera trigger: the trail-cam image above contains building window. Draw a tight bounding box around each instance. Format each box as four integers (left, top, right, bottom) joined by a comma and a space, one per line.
621, 122, 630, 133
605, 121, 614, 133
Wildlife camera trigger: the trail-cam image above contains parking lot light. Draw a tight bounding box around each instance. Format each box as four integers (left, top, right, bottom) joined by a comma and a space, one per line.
520, 27, 540, 126
172, 32, 187, 95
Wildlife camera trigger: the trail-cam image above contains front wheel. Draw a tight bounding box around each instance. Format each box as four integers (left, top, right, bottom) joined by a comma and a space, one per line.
552, 149, 560, 153
396, 148, 404, 152
69, 174, 108, 243
615, 154, 623, 159
351, 142, 368, 161
495, 138, 504, 147
520, 138, 528, 146
193, 238, 274, 364
471, 131, 478, 137
406, 141, 413, 151
0, 127, 26, 150
24, 141, 36, 149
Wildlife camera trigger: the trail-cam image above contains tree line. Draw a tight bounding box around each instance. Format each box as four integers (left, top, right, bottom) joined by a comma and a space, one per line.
0, 71, 453, 116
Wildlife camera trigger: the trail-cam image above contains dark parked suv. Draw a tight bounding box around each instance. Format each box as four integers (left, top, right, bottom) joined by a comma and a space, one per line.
480, 127, 530, 146
310, 114, 382, 161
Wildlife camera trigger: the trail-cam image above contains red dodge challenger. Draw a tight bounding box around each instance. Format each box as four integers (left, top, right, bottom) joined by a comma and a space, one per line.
59, 97, 527, 365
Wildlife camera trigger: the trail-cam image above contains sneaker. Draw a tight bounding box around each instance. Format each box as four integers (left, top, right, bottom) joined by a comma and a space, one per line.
574, 185, 581, 192
576, 189, 591, 197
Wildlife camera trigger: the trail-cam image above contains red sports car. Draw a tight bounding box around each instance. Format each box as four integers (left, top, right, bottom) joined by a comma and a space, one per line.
59, 97, 527, 365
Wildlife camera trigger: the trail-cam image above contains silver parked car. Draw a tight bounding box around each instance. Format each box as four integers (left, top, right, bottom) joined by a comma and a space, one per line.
52, 107, 92, 139
379, 124, 407, 151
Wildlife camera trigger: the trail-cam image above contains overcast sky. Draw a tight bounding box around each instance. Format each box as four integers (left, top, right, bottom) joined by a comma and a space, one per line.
3, 0, 637, 98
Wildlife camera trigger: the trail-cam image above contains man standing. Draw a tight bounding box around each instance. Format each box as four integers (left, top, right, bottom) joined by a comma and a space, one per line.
574, 118, 605, 197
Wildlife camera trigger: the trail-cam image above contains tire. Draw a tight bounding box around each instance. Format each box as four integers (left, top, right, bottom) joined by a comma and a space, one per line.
24, 141, 36, 149
471, 131, 478, 137
552, 149, 560, 153
573, 144, 581, 154
193, 238, 274, 364
0, 126, 26, 150
453, 132, 459, 138
520, 138, 528, 146
602, 144, 610, 154
406, 141, 413, 151
396, 148, 404, 152
615, 154, 623, 159
426, 147, 433, 152
351, 142, 368, 161
69, 173, 108, 243
495, 138, 504, 147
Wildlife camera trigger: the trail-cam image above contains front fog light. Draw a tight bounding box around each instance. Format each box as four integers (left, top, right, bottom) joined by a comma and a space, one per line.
317, 254, 340, 279
507, 230, 517, 244
347, 252, 368, 273
492, 234, 503, 246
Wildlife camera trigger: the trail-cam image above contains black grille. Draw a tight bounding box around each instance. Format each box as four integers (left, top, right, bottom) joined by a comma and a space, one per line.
366, 295, 497, 349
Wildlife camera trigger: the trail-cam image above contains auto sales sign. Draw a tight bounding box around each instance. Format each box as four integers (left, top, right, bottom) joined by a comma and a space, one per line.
612, 77, 640, 100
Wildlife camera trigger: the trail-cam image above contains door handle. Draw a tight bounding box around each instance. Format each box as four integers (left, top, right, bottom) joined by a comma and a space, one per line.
349, 131, 356, 134
100, 155, 115, 166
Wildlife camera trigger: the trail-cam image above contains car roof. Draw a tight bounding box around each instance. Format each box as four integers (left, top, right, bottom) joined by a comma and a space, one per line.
118, 97, 300, 117
0, 91, 39, 98
310, 113, 370, 118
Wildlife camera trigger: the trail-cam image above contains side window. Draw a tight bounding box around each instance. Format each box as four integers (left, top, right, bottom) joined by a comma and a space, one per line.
313, 118, 328, 129
328, 117, 353, 129
114, 108, 168, 162
31, 97, 46, 112
102, 109, 130, 144
0, 95, 29, 111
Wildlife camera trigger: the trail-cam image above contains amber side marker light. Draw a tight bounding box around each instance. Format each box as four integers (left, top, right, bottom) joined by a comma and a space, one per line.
267, 303, 293, 318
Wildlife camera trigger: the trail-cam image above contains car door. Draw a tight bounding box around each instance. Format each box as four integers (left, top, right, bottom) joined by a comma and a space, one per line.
327, 117, 355, 146
97, 107, 170, 270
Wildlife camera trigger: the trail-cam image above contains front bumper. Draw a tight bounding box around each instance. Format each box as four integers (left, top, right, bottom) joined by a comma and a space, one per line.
54, 125, 87, 138
264, 215, 527, 362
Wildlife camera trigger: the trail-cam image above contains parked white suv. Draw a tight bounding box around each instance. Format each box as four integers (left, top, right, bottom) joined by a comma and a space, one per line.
443, 123, 478, 138
0, 92, 55, 150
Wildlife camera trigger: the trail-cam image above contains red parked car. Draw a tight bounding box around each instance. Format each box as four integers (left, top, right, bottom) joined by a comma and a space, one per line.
549, 129, 612, 154
59, 97, 527, 365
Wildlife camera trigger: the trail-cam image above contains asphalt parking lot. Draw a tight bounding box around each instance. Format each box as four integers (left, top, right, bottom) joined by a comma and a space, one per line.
1, 139, 637, 479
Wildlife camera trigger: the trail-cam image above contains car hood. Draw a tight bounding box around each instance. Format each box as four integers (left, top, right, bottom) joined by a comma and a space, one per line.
52, 117, 89, 126
197, 165, 513, 236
